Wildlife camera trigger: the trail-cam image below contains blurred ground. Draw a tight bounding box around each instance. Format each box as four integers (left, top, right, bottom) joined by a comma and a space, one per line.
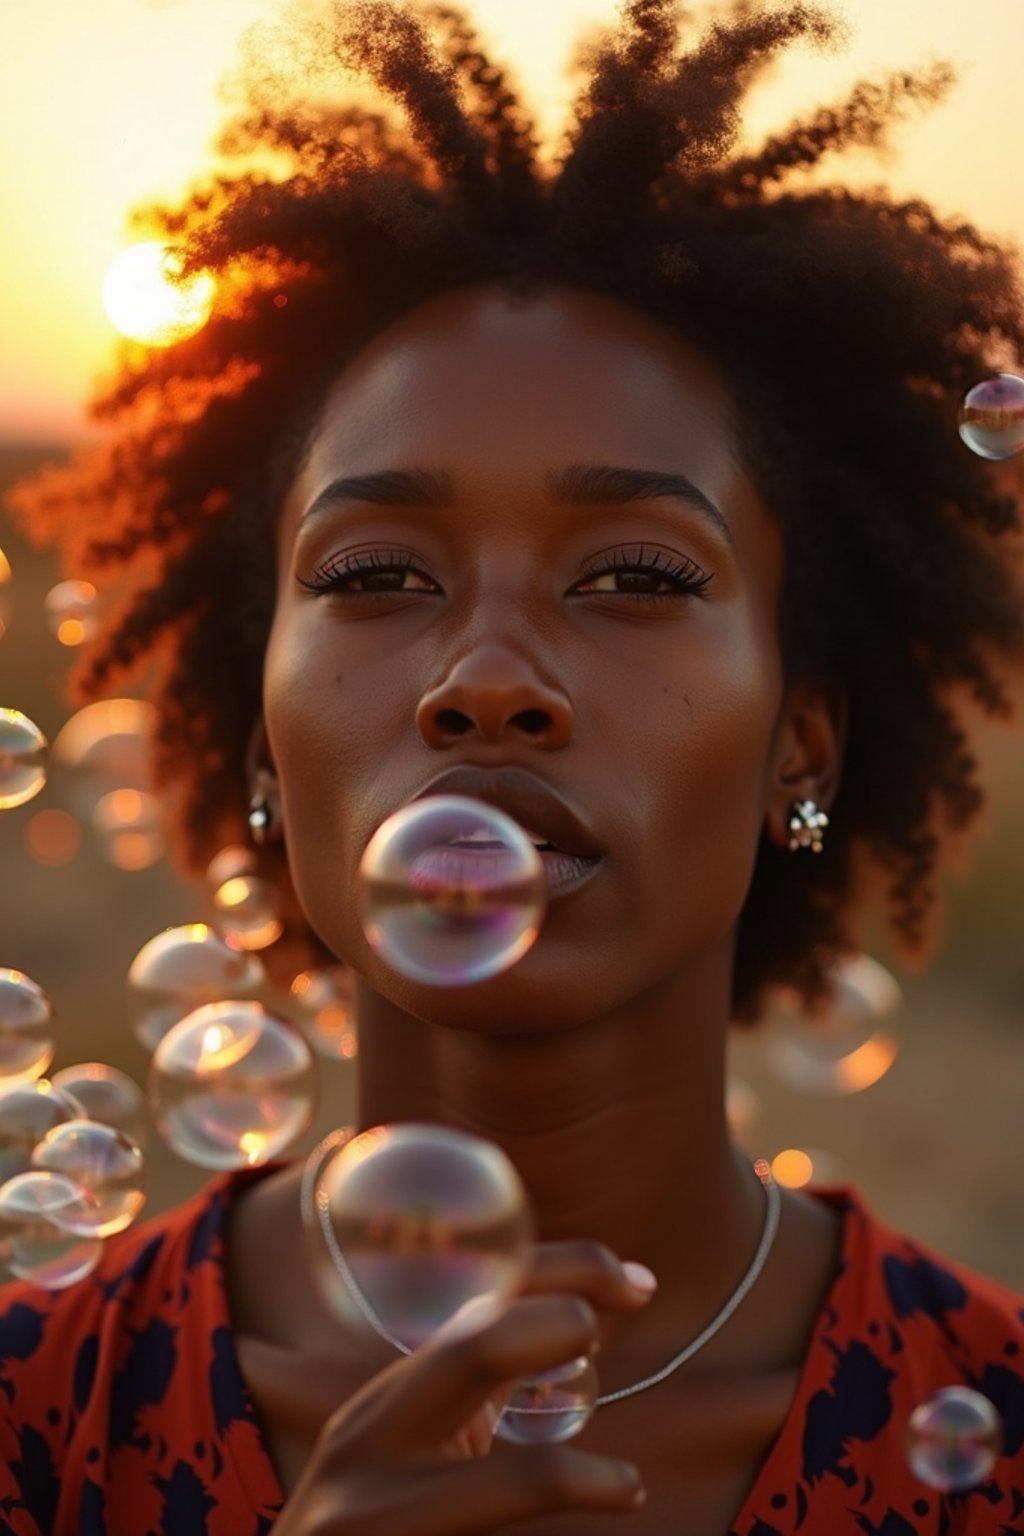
0, 442, 1021, 1288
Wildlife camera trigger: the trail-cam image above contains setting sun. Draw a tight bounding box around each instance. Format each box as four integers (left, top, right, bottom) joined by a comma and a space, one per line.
101, 241, 216, 348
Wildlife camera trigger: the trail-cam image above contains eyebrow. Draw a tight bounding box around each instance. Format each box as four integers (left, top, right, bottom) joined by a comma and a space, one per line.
299, 462, 732, 545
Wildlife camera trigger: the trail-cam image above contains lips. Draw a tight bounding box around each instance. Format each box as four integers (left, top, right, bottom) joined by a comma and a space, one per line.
409, 766, 603, 862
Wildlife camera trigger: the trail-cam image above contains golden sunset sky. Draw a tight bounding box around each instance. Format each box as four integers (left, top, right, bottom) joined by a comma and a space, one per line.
1, 0, 1022, 443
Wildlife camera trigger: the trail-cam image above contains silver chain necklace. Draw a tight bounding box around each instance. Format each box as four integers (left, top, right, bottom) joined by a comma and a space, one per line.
300, 1128, 781, 1408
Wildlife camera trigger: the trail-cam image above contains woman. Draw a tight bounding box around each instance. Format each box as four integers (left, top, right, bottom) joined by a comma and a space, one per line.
3, 0, 1023, 1531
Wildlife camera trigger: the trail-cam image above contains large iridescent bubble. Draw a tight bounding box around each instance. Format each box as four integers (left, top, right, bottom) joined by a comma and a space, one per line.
358, 796, 547, 986
958, 373, 1024, 460
307, 1123, 533, 1349
906, 1386, 1003, 1491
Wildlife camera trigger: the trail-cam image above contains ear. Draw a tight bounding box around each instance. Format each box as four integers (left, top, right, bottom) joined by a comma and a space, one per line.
244, 715, 282, 843
764, 680, 847, 850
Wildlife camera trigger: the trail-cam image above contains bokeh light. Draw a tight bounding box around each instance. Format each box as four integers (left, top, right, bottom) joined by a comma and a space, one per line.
0, 547, 11, 638
23, 808, 81, 867
44, 580, 98, 646
92, 787, 165, 870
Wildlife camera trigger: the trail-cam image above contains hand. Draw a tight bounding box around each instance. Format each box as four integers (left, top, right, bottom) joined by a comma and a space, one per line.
272, 1240, 657, 1534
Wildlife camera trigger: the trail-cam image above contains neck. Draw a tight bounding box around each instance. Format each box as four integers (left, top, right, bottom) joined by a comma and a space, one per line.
351, 957, 767, 1385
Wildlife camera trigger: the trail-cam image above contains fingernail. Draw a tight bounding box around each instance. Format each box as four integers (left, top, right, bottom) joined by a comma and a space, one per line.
435, 1293, 505, 1342
622, 1261, 658, 1296
628, 1483, 648, 1508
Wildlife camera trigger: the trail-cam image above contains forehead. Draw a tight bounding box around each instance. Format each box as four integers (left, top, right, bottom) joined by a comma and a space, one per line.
285, 285, 743, 516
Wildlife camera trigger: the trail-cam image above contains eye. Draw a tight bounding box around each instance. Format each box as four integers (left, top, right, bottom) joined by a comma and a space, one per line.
298, 549, 439, 596
572, 545, 713, 599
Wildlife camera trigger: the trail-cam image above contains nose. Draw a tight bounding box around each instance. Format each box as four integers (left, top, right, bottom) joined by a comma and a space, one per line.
416, 644, 574, 749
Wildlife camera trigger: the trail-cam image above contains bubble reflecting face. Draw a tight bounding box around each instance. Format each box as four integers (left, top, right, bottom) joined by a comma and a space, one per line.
906, 1386, 1003, 1491
148, 1002, 318, 1169
959, 373, 1024, 460
0, 1080, 86, 1183
128, 923, 265, 998
0, 1171, 102, 1288
358, 796, 547, 986
289, 968, 358, 1060
211, 876, 284, 951
51, 1063, 146, 1138
32, 1120, 146, 1237
44, 580, 99, 646
0, 709, 48, 811
766, 954, 901, 1094
495, 1355, 599, 1444
310, 1123, 533, 1348
0, 969, 55, 1085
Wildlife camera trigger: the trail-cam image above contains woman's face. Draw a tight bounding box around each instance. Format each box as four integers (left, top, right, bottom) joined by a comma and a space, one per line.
265, 284, 789, 1032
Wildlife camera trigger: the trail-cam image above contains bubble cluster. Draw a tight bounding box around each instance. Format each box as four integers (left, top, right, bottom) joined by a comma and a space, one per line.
0, 709, 49, 811
958, 373, 1024, 460
495, 1355, 599, 1445
32, 1121, 145, 1237
310, 1123, 532, 1348
211, 875, 283, 951
44, 580, 98, 647
149, 1001, 317, 1169
766, 954, 900, 1094
0, 1080, 86, 1183
906, 1386, 1003, 1491
358, 796, 547, 986
0, 1171, 103, 1288
0, 968, 55, 1085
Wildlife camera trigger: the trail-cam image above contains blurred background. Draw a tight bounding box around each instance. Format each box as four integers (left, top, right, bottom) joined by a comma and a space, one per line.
0, 0, 1021, 1284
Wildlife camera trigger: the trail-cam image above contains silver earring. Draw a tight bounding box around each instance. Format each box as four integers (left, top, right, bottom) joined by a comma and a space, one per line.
788, 799, 828, 853
248, 796, 271, 845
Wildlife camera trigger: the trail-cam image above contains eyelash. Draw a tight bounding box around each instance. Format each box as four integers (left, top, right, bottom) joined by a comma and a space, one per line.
298, 544, 714, 601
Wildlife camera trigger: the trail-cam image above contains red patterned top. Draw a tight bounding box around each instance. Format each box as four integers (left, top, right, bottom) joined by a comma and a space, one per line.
0, 1169, 1021, 1535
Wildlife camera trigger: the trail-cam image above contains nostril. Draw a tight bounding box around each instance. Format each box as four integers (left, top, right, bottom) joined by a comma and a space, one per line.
516, 709, 549, 736
436, 709, 473, 736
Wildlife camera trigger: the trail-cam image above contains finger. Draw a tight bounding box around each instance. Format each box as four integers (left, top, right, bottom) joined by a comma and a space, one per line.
339, 1445, 645, 1536
518, 1239, 658, 1311
349, 1293, 599, 1451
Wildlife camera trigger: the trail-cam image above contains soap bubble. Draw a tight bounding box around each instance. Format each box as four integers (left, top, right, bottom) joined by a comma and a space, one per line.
211, 875, 283, 951
495, 1355, 599, 1444
958, 373, 1024, 460
149, 1001, 317, 1169
766, 954, 900, 1094
52, 699, 154, 817
309, 1123, 533, 1348
44, 580, 99, 646
769, 1146, 846, 1189
290, 968, 358, 1060
32, 1120, 146, 1237
0, 1171, 103, 1288
128, 923, 265, 999
92, 788, 165, 870
0, 969, 55, 1085
0, 1080, 86, 1183
51, 1063, 145, 1139
358, 796, 546, 986
0, 709, 48, 811
725, 1077, 760, 1143
206, 844, 258, 889
0, 546, 11, 637
906, 1386, 1003, 1491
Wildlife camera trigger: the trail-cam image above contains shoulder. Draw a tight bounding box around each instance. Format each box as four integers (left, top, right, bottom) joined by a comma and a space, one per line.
0, 1167, 259, 1423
